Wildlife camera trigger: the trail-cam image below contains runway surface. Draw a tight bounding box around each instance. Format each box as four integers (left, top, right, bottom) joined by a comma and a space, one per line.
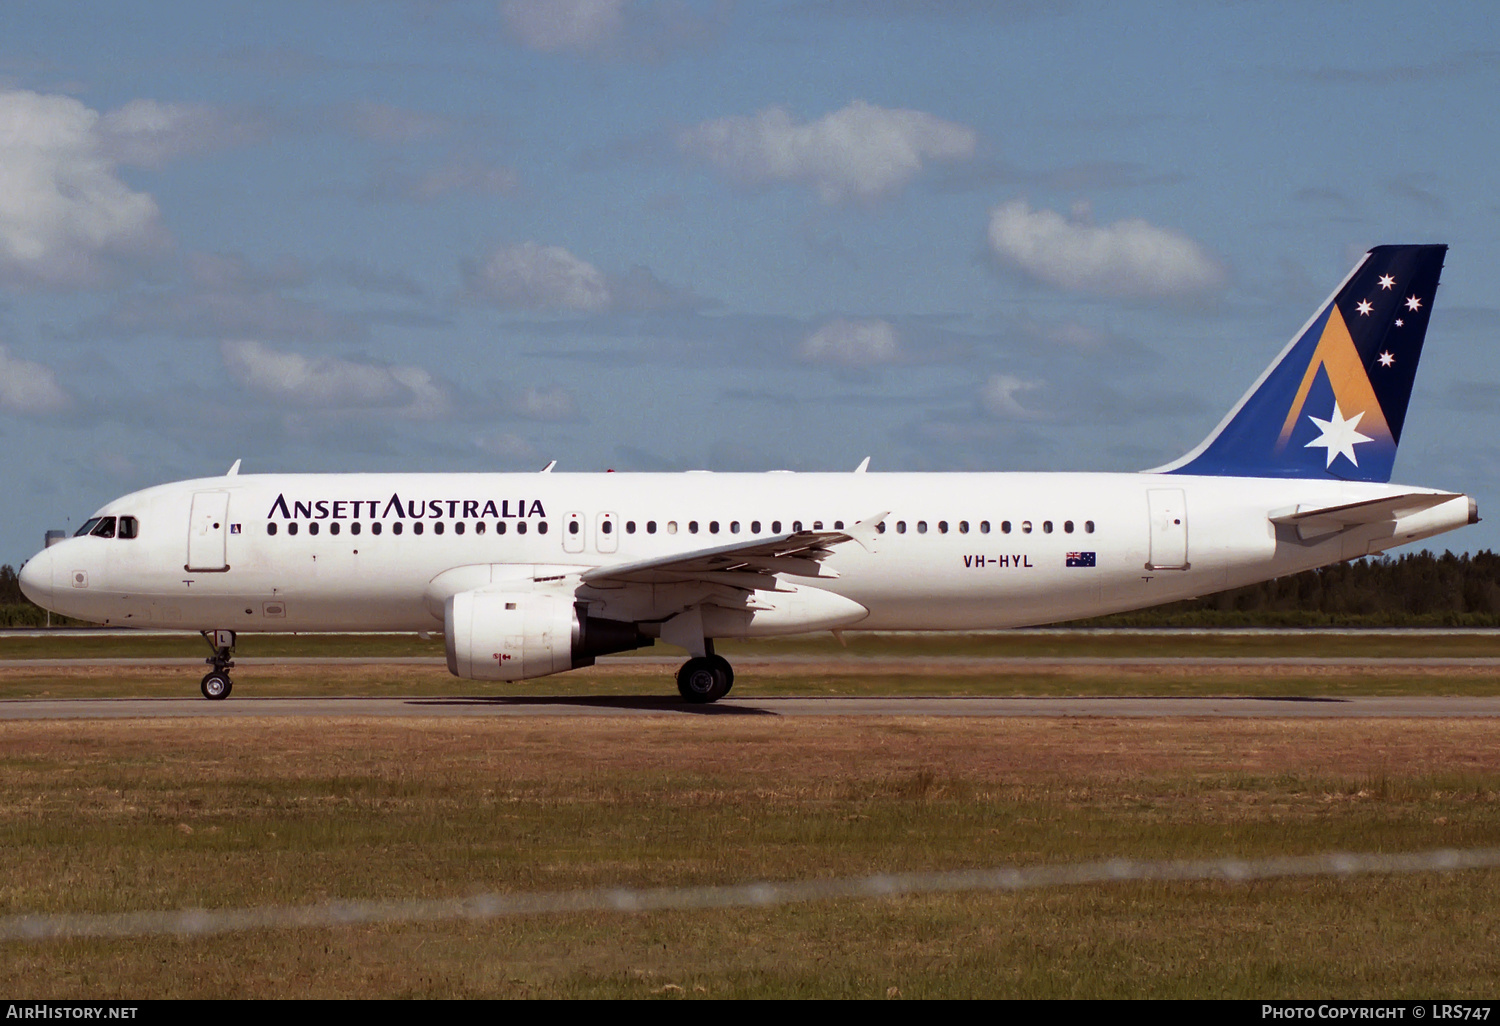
5, 694, 1500, 720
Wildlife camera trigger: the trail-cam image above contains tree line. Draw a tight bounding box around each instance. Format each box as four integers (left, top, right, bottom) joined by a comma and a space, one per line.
4, 551, 1500, 628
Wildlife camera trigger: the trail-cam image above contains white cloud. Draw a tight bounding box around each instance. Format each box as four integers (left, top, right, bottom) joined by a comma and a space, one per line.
801, 318, 900, 366
475, 431, 538, 461
986, 199, 1225, 299
0, 90, 167, 288
678, 100, 976, 204
98, 99, 258, 167
221, 341, 450, 419
468, 242, 611, 312
466, 241, 698, 313
501, 0, 627, 52
0, 345, 69, 414
512, 385, 579, 421
980, 373, 1043, 421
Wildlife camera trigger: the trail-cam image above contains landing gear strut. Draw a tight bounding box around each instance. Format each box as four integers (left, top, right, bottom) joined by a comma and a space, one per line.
199, 629, 235, 700
676, 647, 734, 704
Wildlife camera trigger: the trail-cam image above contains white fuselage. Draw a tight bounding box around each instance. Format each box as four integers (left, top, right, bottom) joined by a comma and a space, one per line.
18, 471, 1474, 636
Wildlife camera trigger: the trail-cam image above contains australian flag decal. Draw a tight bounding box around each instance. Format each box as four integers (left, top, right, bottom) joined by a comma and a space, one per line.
1066, 552, 1096, 568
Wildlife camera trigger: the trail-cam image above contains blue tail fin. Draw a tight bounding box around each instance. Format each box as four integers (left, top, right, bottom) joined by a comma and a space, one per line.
1152, 244, 1447, 482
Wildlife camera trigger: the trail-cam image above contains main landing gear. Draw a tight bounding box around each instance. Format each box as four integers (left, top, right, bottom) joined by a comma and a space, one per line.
199, 629, 236, 701
676, 645, 734, 704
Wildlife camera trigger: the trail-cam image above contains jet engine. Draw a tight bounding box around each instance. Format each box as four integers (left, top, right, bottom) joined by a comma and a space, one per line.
444, 590, 649, 681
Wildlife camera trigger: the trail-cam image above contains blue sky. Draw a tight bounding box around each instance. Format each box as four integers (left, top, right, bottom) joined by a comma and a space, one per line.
2, 1, 1498, 565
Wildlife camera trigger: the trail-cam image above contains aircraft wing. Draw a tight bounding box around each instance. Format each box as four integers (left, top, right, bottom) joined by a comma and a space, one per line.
1269, 492, 1462, 531
580, 513, 887, 587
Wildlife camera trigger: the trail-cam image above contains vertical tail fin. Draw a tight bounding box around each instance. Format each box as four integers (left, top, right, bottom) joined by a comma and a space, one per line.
1152, 244, 1446, 482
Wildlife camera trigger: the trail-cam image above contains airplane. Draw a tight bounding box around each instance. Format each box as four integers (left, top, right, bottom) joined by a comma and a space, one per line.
17, 244, 1477, 703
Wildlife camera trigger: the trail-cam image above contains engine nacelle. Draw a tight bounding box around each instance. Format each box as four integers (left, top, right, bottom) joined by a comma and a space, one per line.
444, 589, 649, 681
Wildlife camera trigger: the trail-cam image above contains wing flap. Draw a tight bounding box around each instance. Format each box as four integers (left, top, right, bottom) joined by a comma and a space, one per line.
580, 513, 888, 587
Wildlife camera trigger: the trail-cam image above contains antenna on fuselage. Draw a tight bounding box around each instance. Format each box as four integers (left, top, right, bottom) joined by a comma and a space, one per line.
539, 460, 556, 473
854, 457, 870, 473
226, 459, 241, 476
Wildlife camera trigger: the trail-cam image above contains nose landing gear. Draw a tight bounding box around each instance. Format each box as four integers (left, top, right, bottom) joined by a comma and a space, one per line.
199, 629, 235, 700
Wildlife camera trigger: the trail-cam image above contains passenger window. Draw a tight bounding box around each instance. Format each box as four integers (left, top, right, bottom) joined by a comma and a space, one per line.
771, 521, 782, 533
626, 521, 636, 534
1043, 521, 1053, 534
959, 521, 969, 534
938, 521, 948, 534
475, 521, 486, 535
689, 521, 699, 534
372, 522, 383, 536
117, 516, 138, 539
267, 523, 278, 537
793, 521, 803, 532
517, 521, 528, 535
308, 522, 319, 536
454, 522, 465, 535
1001, 521, 1011, 534
897, 521, 906, 534
980, 521, 991, 534
330, 522, 340, 536
876, 522, 886, 534
495, 522, 505, 535
288, 522, 299, 536
90, 517, 116, 539
433, 522, 444, 536
834, 521, 844, 530
351, 522, 361, 536
730, 521, 740, 534
813, 521, 823, 530
917, 521, 928, 534
569, 521, 580, 535
647, 521, 657, 534
1086, 520, 1095, 533
391, 522, 401, 535
1021, 521, 1032, 534
412, 522, 422, 535
1064, 520, 1074, 533
667, 521, 678, 535
709, 521, 719, 534
537, 522, 547, 534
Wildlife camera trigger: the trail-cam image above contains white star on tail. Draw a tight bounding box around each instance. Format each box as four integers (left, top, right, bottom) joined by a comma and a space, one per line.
1305, 401, 1373, 468
1356, 299, 1373, 316
1378, 274, 1396, 290
1378, 351, 1395, 367
1406, 295, 1423, 312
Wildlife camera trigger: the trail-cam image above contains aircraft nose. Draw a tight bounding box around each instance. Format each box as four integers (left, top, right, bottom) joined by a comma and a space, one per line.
18, 548, 54, 606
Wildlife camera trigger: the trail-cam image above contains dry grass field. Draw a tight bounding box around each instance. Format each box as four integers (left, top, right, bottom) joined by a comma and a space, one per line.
3, 710, 1500, 998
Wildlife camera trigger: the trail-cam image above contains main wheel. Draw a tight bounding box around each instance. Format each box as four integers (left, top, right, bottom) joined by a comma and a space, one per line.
677, 656, 731, 703
707, 654, 734, 693
200, 672, 232, 701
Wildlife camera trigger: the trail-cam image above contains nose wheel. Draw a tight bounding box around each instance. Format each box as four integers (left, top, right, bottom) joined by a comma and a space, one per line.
676, 654, 734, 703
199, 629, 236, 701
200, 671, 232, 700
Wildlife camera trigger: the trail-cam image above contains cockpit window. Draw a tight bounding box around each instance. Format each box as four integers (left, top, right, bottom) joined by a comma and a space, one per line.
89, 517, 117, 539
117, 516, 138, 539
74, 518, 101, 537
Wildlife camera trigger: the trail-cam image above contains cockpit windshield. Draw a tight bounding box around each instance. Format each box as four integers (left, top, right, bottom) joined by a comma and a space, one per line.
72, 515, 136, 539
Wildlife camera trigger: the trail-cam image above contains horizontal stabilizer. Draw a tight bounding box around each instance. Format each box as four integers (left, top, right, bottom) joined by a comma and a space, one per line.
1269, 492, 1462, 537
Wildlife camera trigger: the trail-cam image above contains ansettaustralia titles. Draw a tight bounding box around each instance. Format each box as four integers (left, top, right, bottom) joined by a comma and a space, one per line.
267, 493, 547, 522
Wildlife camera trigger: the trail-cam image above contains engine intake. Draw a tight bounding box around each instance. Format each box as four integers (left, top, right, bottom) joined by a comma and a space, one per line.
444, 590, 650, 681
